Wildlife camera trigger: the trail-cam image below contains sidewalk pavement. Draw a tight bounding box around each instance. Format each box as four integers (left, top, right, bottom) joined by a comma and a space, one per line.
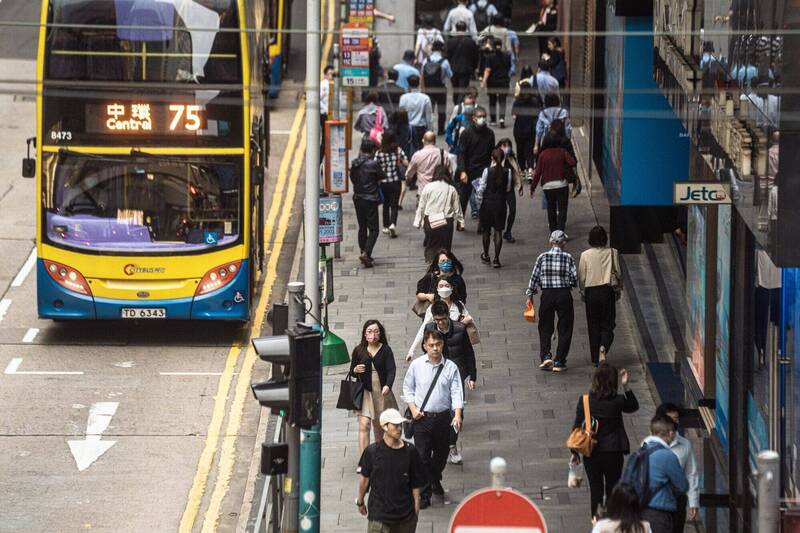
318, 125, 659, 532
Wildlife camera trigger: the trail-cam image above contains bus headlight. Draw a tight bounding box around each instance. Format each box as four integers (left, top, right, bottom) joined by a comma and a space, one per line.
44, 260, 92, 296
196, 260, 242, 296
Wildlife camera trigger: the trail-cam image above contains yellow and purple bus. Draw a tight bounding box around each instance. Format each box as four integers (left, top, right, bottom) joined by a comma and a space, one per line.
30, 0, 275, 320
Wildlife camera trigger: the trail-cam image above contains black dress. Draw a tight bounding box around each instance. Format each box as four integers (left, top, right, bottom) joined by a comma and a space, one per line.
479, 167, 508, 232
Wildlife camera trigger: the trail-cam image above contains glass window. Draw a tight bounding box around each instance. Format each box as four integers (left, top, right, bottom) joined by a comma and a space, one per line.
46, 0, 241, 83
42, 152, 241, 253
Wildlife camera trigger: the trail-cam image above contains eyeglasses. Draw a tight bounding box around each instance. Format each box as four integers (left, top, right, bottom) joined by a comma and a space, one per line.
433, 316, 449, 323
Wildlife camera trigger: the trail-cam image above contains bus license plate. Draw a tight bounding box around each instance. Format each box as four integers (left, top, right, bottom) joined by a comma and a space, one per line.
121, 308, 166, 319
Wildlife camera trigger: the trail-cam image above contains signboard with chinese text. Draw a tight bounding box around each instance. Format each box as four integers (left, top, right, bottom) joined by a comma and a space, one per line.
347, 0, 374, 25
340, 24, 370, 87
86, 102, 208, 135
325, 120, 349, 193
319, 195, 343, 244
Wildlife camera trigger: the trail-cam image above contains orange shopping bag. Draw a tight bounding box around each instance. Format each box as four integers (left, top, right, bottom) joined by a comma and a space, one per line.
524, 299, 537, 323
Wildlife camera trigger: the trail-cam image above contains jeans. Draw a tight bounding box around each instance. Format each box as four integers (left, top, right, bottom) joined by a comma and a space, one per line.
504, 189, 516, 235
538, 288, 574, 365
487, 89, 508, 122
380, 181, 402, 227
412, 412, 451, 502
584, 285, 616, 364
451, 72, 472, 104
583, 451, 624, 518
543, 186, 569, 231
353, 198, 380, 257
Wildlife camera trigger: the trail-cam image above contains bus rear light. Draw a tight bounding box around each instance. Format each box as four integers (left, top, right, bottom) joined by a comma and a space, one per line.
196, 261, 241, 296
44, 260, 92, 296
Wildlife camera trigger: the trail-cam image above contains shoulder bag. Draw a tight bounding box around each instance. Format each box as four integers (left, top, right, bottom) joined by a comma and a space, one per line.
336, 371, 364, 411
403, 363, 445, 439
412, 299, 431, 318
565, 394, 599, 457
609, 248, 623, 292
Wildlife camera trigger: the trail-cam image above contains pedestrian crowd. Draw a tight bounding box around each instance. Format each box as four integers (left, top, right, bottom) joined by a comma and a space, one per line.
334, 3, 699, 532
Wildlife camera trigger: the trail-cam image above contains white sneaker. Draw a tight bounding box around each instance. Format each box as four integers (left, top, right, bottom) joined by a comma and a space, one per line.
389, 224, 397, 238
381, 227, 390, 234
448, 447, 463, 465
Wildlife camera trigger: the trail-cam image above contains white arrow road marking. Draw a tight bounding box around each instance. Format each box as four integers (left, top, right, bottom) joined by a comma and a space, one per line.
11, 249, 37, 287
4, 357, 83, 375
0, 299, 11, 322
68, 402, 119, 471
22, 328, 39, 343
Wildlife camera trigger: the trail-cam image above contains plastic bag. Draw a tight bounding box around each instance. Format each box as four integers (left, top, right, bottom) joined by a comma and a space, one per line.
568, 461, 584, 488
524, 300, 537, 323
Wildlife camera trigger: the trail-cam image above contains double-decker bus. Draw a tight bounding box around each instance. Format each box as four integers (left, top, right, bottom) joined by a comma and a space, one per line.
30, 0, 271, 321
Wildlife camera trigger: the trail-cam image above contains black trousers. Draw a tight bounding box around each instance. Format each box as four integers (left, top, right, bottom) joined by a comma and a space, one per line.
451, 72, 472, 104
504, 189, 516, 235
487, 88, 508, 122
643, 508, 674, 533
538, 288, 574, 364
515, 134, 534, 171
429, 89, 448, 134
543, 186, 569, 232
583, 451, 624, 518
584, 285, 616, 364
456, 180, 473, 217
411, 125, 427, 155
412, 411, 451, 501
672, 494, 688, 533
353, 198, 380, 257
380, 181, 402, 227
423, 217, 454, 263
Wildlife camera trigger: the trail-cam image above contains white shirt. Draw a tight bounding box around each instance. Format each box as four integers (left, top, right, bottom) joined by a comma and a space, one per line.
669, 434, 700, 508
413, 180, 465, 228
402, 355, 464, 412
408, 300, 470, 357
443, 5, 478, 39
399, 91, 433, 127
320, 77, 332, 115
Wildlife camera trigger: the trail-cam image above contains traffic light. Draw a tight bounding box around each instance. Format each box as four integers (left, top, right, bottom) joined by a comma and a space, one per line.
251, 326, 321, 429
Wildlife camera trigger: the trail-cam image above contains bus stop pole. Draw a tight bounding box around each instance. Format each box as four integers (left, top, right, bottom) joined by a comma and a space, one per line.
299, 0, 322, 530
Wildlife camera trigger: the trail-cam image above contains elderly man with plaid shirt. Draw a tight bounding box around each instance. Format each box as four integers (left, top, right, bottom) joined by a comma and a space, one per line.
526, 230, 577, 372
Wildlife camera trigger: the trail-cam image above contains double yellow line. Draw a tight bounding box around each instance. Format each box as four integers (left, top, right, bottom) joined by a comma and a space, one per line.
178, 1, 335, 531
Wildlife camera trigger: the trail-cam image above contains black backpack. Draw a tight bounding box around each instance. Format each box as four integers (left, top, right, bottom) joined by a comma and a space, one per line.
423, 57, 445, 88
473, 3, 490, 31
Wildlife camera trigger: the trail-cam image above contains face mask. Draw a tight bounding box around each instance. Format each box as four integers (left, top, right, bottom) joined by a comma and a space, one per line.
437, 287, 453, 298
476, 117, 486, 127
438, 260, 453, 273
463, 104, 474, 114
502, 146, 511, 155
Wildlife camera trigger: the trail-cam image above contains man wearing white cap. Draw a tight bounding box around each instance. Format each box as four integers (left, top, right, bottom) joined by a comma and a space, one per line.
357, 408, 425, 532
526, 230, 577, 372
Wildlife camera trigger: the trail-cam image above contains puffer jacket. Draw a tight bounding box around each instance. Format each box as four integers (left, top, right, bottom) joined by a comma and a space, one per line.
350, 155, 386, 203
423, 319, 476, 381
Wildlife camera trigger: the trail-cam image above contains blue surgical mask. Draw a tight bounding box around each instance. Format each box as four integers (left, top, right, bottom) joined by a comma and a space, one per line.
438, 260, 453, 273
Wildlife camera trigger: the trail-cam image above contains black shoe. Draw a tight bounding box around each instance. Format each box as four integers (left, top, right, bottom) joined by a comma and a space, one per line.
493, 258, 502, 268
480, 253, 491, 264
432, 481, 445, 495
397, 204, 404, 210
503, 232, 515, 243
420, 498, 431, 509
499, 118, 505, 128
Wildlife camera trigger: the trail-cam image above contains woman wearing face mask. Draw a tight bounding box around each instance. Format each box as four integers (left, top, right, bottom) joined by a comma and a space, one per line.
473, 148, 508, 268
415, 249, 468, 313
350, 320, 399, 457
495, 138, 523, 242
407, 277, 473, 361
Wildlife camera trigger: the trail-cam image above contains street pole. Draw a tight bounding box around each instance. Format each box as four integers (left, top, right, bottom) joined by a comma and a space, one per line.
300, 0, 322, 530
282, 282, 305, 533
756, 450, 780, 533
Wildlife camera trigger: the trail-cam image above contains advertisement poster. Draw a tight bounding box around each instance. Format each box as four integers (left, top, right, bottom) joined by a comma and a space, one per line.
325, 121, 348, 193
601, 3, 624, 198
715, 205, 731, 451
319, 195, 343, 244
687, 205, 706, 388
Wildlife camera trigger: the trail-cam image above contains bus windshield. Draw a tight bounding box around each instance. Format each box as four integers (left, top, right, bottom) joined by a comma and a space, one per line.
42, 152, 241, 253
46, 0, 242, 83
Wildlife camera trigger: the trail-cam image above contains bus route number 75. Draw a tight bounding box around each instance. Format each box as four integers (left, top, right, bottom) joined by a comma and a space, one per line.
169, 104, 202, 132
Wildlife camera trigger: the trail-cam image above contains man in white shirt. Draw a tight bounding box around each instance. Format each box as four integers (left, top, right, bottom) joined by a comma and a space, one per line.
443, 0, 478, 40
399, 75, 433, 153
655, 403, 700, 532
403, 329, 463, 509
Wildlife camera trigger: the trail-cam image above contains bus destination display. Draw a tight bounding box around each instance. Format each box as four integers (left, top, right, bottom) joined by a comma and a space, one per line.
85, 102, 209, 135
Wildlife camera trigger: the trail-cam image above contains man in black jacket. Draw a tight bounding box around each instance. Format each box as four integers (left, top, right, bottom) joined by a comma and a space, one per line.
426, 300, 476, 465
446, 21, 479, 105
457, 106, 495, 217
350, 139, 388, 267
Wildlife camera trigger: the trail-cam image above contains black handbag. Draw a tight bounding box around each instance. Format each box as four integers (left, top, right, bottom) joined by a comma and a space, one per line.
403, 364, 445, 439
336, 372, 364, 411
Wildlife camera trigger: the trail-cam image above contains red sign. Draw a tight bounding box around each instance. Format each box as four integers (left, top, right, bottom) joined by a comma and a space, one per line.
449, 488, 548, 533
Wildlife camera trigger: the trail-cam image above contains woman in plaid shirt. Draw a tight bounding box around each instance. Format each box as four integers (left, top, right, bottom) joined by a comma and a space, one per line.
375, 131, 408, 238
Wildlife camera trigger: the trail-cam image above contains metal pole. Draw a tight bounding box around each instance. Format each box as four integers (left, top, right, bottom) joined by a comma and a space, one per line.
300, 0, 322, 530
331, 42, 342, 260
282, 282, 305, 533
490, 457, 507, 488
756, 450, 780, 533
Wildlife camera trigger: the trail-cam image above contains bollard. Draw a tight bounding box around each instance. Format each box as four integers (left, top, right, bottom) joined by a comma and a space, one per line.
490, 457, 508, 488
756, 450, 780, 533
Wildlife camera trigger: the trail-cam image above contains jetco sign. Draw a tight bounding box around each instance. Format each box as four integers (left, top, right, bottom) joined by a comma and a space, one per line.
673, 181, 731, 205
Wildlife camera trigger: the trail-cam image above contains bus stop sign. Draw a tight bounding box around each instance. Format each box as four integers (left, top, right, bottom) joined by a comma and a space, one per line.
449, 488, 547, 533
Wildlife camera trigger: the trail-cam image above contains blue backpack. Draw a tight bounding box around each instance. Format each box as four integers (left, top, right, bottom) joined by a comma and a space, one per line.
620, 442, 664, 507
445, 114, 463, 154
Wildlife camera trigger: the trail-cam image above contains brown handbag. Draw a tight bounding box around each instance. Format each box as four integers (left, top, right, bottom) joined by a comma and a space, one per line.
565, 394, 598, 457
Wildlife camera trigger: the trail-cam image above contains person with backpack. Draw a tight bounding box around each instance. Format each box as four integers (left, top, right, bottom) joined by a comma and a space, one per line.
415, 14, 444, 67
591, 483, 652, 533
470, 0, 498, 33
624, 416, 689, 533
570, 363, 639, 520
481, 38, 511, 128
444, 0, 478, 40
355, 91, 389, 142
446, 21, 479, 105
479, 14, 511, 52
421, 41, 453, 135
393, 50, 421, 91
535, 93, 571, 153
